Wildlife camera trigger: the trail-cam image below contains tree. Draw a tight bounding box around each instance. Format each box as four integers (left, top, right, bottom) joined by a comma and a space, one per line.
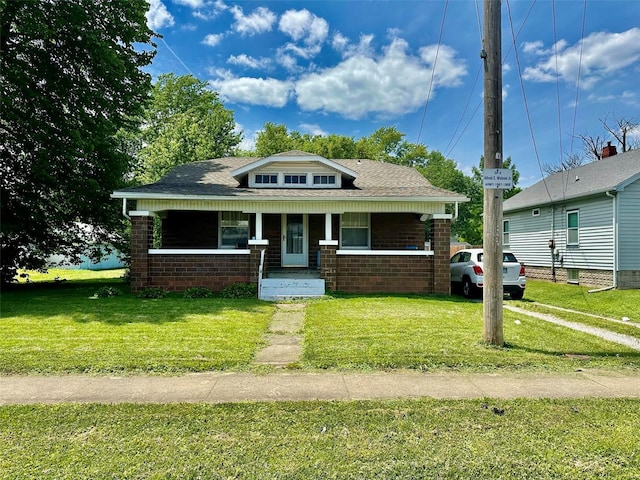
601, 115, 639, 152
255, 123, 296, 157
136, 74, 241, 183
0, 0, 155, 283
542, 152, 586, 176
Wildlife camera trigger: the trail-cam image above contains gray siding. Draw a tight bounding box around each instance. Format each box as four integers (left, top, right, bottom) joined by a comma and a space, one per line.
506, 196, 614, 270
618, 178, 640, 271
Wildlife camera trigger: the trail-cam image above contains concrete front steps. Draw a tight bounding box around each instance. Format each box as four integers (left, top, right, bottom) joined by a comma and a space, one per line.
259, 278, 325, 301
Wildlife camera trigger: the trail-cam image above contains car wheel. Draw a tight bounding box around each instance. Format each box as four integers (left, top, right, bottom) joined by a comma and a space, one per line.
510, 289, 524, 300
462, 277, 475, 298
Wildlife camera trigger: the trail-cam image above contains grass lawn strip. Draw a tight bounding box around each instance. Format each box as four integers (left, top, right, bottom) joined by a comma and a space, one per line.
519, 304, 640, 340
505, 305, 640, 351
1, 399, 639, 479
524, 280, 640, 321
303, 296, 639, 372
1, 279, 274, 375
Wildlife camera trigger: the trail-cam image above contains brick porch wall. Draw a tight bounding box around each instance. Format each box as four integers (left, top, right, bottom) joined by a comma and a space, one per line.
430, 217, 451, 295
130, 216, 153, 292
371, 213, 424, 249
148, 254, 250, 291
335, 254, 433, 294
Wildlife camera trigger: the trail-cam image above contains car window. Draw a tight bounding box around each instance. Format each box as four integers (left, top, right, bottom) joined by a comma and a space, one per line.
451, 252, 461, 263
477, 253, 483, 262
460, 252, 471, 262
503, 252, 518, 262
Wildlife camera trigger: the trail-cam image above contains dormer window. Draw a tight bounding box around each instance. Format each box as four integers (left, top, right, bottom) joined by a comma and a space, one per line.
255, 174, 277, 184
313, 174, 336, 185
284, 174, 307, 185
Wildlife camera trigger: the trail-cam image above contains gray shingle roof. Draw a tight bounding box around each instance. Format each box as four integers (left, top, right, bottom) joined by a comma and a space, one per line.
114, 153, 467, 201
504, 149, 640, 212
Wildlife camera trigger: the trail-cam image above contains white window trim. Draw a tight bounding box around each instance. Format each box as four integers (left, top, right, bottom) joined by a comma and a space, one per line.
503, 219, 510, 246
340, 212, 371, 249
567, 210, 579, 246
248, 170, 341, 188
218, 211, 250, 248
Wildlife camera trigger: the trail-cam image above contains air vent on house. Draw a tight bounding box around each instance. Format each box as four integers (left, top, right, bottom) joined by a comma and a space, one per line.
532, 208, 540, 217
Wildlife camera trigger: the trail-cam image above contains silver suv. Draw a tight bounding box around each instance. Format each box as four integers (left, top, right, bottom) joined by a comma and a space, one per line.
450, 249, 526, 299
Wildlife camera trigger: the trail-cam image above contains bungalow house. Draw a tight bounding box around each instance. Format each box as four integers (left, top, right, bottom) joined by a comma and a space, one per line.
503, 145, 640, 289
112, 150, 468, 299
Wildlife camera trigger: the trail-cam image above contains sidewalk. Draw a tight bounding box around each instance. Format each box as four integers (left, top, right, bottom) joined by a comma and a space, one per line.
2, 370, 639, 405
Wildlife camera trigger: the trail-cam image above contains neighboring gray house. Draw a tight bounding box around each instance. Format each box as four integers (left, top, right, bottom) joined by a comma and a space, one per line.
503, 146, 640, 289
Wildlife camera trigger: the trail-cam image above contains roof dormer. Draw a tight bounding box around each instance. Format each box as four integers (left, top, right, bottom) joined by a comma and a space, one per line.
231, 150, 357, 189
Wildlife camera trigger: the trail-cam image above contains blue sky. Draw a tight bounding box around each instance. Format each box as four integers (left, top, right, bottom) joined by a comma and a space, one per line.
145, 0, 640, 186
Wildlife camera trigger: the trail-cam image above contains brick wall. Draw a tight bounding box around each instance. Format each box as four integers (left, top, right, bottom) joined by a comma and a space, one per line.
335, 254, 433, 294
148, 254, 250, 291
430, 218, 451, 294
161, 211, 218, 248
371, 213, 425, 249
525, 265, 614, 288
130, 216, 153, 292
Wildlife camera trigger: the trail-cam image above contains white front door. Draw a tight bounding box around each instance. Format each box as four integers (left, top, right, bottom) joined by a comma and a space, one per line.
281, 214, 308, 267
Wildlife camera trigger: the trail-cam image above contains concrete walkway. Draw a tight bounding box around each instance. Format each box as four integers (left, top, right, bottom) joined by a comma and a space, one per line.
253, 303, 305, 367
1, 370, 639, 405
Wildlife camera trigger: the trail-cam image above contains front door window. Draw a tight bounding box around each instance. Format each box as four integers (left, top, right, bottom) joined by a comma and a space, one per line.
282, 214, 308, 266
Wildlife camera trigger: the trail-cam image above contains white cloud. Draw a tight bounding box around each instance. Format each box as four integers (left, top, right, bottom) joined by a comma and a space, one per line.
333, 34, 375, 59
230, 5, 276, 36
202, 33, 224, 47
299, 123, 327, 136
173, 0, 204, 7
227, 54, 272, 70
192, 0, 228, 20
209, 76, 294, 108
146, 0, 174, 30
275, 9, 329, 70
295, 38, 467, 119
523, 28, 640, 88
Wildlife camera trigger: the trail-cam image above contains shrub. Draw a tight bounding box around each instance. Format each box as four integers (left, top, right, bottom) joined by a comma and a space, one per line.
221, 283, 257, 299
137, 287, 167, 299
95, 286, 121, 298
184, 287, 214, 299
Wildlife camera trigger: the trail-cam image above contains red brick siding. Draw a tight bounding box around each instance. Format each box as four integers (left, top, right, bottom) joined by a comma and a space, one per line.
371, 213, 425, 250
335, 254, 433, 294
130, 216, 153, 292
429, 218, 451, 295
148, 254, 250, 291
161, 211, 218, 248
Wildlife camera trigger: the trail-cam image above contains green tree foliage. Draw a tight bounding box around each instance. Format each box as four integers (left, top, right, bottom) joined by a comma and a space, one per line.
136, 74, 242, 183
0, 0, 155, 283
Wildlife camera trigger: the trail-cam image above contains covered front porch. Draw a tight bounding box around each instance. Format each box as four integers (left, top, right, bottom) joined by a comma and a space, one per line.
128, 203, 452, 298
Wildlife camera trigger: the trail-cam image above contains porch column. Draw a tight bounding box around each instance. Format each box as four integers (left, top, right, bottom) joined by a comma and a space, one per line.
430, 214, 452, 295
130, 211, 154, 293
255, 212, 263, 240
319, 240, 338, 291
324, 213, 333, 240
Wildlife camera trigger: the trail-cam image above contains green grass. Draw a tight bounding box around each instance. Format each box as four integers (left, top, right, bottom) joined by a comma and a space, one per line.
1, 399, 639, 479
524, 279, 640, 321
1, 274, 273, 374
303, 296, 640, 371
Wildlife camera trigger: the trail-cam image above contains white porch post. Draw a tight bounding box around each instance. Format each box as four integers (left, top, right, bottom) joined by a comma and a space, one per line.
255, 212, 263, 240
324, 213, 333, 241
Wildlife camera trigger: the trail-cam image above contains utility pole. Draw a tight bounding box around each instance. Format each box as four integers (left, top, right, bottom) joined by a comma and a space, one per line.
482, 0, 504, 345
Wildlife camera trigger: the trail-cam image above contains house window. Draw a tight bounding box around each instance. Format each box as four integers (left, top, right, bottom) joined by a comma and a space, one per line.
313, 174, 336, 185
341, 212, 370, 248
255, 174, 277, 184
503, 220, 510, 246
219, 211, 249, 248
567, 268, 579, 284
567, 210, 579, 245
532, 208, 540, 217
284, 174, 307, 185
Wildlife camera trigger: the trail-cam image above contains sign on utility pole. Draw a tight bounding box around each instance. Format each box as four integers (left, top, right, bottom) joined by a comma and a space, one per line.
482, 0, 504, 346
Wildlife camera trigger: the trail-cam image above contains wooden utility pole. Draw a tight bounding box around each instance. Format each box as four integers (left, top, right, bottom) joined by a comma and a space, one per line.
482, 0, 504, 345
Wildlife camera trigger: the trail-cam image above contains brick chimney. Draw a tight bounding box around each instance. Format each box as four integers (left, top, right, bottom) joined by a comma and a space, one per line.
602, 141, 617, 158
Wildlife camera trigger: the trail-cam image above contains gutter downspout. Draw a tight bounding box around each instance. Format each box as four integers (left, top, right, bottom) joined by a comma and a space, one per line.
590, 191, 618, 293
122, 198, 130, 219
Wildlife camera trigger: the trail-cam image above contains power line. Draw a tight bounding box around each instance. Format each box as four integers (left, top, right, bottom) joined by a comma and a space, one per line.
416, 0, 449, 145
160, 37, 194, 76
505, 0, 553, 203
569, 0, 588, 156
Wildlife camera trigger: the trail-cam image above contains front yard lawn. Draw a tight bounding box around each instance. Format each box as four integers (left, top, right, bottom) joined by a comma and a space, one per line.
2, 399, 639, 479
303, 296, 639, 371
0, 276, 273, 374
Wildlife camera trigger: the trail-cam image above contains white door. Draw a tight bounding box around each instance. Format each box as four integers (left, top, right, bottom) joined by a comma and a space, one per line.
281, 214, 308, 267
